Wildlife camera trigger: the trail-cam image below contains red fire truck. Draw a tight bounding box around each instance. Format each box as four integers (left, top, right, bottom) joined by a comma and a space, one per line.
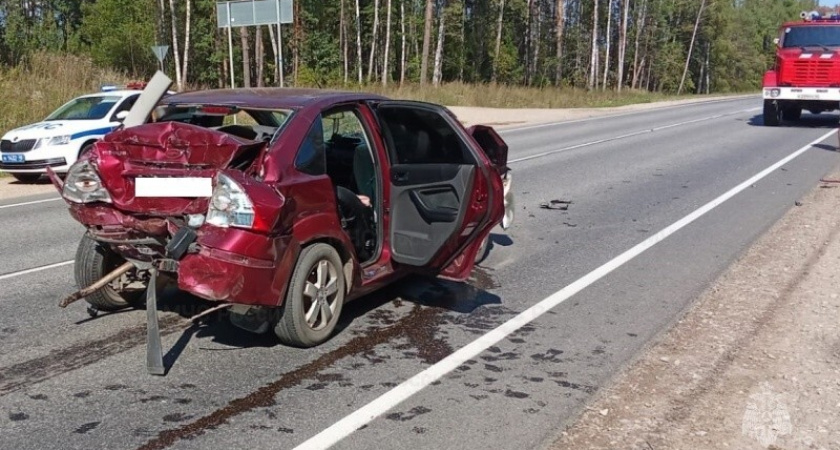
762, 11, 840, 126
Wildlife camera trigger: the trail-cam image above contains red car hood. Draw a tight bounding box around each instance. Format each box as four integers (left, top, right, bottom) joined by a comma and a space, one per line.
93, 121, 263, 215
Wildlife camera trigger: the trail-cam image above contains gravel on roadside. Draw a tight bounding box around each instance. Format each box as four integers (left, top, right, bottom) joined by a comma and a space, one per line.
548, 167, 840, 450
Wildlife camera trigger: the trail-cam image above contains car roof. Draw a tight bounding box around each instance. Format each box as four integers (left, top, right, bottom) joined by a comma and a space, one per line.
76, 90, 141, 99
161, 88, 388, 110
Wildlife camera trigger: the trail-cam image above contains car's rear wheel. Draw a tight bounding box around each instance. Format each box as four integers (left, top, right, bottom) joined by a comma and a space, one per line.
274, 243, 345, 347
11, 173, 41, 183
75, 234, 145, 311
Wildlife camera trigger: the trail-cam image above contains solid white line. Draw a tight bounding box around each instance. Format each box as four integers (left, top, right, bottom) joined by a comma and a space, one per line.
499, 95, 758, 133
293, 128, 836, 450
508, 107, 762, 164
0, 197, 62, 210
0, 260, 74, 281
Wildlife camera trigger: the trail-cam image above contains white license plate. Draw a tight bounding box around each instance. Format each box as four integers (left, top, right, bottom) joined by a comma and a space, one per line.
135, 177, 213, 198
797, 94, 820, 100
1, 154, 24, 163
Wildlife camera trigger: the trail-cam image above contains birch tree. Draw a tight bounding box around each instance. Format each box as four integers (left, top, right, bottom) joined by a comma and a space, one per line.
602, 0, 613, 90
168, 0, 182, 90
432, 1, 446, 86
492, 0, 505, 83
400, 0, 407, 86
555, 0, 565, 85
678, 0, 706, 95
355, 0, 363, 83
588, 0, 599, 90
367, 0, 380, 82
382, 0, 393, 86
420, 0, 434, 85
616, 0, 629, 91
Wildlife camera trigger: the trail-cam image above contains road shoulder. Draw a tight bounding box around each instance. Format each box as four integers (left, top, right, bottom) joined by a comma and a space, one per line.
549, 167, 840, 449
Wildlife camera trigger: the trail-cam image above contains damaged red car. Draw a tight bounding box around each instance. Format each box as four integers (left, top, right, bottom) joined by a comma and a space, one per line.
53, 74, 513, 368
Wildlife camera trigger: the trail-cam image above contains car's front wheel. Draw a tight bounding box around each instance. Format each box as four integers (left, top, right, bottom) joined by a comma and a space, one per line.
11, 173, 41, 183
274, 243, 345, 347
75, 234, 145, 311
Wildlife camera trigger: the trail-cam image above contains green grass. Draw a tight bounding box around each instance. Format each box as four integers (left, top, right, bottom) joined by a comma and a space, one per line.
338, 82, 699, 109
0, 52, 129, 132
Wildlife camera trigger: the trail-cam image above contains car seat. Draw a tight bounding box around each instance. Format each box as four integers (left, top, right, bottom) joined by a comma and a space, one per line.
353, 143, 376, 205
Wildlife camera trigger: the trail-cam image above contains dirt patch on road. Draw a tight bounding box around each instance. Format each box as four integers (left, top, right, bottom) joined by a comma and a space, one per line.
551, 170, 840, 449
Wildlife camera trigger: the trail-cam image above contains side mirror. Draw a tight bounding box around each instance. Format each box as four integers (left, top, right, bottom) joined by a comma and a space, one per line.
114, 110, 129, 122
774, 37, 780, 46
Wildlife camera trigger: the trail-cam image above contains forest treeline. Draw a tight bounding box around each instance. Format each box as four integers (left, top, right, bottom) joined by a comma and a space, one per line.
0, 0, 826, 93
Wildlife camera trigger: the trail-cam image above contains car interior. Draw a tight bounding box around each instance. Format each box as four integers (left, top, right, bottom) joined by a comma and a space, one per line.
321, 110, 379, 263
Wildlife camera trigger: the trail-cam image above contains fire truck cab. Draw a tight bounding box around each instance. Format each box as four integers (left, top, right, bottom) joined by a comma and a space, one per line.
762, 11, 840, 126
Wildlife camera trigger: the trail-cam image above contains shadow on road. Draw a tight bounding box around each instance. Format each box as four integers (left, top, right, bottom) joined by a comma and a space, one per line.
747, 113, 840, 128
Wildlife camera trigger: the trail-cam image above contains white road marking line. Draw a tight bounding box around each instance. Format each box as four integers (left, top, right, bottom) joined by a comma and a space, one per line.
0, 197, 62, 210
0, 260, 74, 281
293, 128, 836, 450
499, 96, 758, 133
508, 107, 762, 164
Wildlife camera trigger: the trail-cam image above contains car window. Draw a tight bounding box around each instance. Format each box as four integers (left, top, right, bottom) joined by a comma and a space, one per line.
376, 105, 474, 165
112, 94, 140, 117
295, 118, 326, 175
45, 95, 121, 121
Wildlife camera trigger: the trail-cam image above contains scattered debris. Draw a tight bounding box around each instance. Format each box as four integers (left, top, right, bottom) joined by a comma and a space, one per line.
819, 178, 840, 183
795, 201, 803, 207
540, 199, 573, 211
563, 222, 578, 228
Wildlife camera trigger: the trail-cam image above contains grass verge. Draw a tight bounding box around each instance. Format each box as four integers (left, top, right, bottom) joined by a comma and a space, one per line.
341, 82, 701, 108
0, 52, 129, 132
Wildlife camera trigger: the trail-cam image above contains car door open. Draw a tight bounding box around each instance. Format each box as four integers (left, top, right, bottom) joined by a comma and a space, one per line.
373, 101, 494, 271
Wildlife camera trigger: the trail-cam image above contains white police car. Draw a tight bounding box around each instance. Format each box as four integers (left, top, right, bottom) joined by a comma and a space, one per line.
0, 87, 142, 183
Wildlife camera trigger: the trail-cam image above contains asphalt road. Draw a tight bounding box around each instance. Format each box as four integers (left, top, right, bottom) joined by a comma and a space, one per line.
1, 97, 838, 450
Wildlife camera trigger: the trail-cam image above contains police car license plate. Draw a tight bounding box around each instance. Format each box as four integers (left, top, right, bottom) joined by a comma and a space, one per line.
797, 94, 820, 100
1, 154, 24, 163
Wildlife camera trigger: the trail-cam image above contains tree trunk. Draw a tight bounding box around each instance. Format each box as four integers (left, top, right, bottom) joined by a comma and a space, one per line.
525, 0, 533, 84
368, 0, 380, 82
256, 26, 264, 87
492, 0, 505, 83
420, 0, 434, 85
355, 0, 363, 83
400, 0, 407, 86
617, 0, 629, 91
268, 25, 280, 84
168, 0, 182, 90
240, 27, 251, 88
341, 0, 348, 84
555, 0, 565, 85
383, 0, 393, 86
433, 1, 446, 86
677, 0, 705, 95
217, 29, 225, 88
602, 0, 613, 90
631, 0, 646, 89
182, 0, 191, 87
588, 0, 599, 90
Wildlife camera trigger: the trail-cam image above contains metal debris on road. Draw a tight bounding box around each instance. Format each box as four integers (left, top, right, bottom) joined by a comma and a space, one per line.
540, 199, 573, 210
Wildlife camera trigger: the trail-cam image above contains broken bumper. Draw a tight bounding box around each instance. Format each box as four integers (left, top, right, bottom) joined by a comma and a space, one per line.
71, 204, 296, 307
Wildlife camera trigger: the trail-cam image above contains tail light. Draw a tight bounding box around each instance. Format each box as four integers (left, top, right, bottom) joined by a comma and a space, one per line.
62, 160, 112, 204
206, 173, 256, 229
